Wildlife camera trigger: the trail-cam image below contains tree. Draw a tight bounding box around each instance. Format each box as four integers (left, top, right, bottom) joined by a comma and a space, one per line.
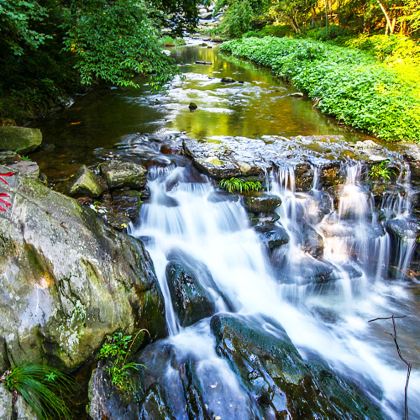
65, 0, 176, 88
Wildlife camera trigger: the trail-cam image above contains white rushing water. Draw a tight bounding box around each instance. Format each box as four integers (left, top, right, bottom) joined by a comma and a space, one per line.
129, 160, 419, 419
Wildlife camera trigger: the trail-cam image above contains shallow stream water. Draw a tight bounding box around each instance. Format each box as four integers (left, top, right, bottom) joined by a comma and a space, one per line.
34, 43, 419, 418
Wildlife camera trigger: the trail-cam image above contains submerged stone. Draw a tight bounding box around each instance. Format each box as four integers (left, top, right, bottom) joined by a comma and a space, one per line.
211, 314, 382, 419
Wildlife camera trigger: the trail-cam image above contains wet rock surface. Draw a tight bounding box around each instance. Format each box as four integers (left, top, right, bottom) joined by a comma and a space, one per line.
211, 314, 382, 419
0, 175, 166, 369
243, 194, 281, 214
165, 256, 216, 327
182, 135, 401, 188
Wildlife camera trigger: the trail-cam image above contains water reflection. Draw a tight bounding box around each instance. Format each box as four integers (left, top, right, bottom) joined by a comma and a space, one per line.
33, 44, 367, 181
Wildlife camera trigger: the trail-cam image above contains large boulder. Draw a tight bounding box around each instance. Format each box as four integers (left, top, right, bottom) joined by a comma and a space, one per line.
0, 175, 166, 370
211, 314, 382, 419
100, 160, 147, 190
0, 126, 42, 154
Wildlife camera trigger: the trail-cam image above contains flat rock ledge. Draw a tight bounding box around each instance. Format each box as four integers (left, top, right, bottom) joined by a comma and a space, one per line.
182, 135, 402, 190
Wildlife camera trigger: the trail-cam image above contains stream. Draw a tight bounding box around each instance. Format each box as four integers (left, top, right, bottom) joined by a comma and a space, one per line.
35, 42, 419, 418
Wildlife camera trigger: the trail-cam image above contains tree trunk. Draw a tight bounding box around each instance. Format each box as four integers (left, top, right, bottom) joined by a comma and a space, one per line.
376, 0, 394, 34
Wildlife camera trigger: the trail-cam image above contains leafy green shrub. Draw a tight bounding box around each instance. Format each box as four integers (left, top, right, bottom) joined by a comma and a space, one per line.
305, 25, 352, 41
98, 330, 147, 394
1, 364, 74, 419
65, 0, 176, 89
219, 177, 263, 193
346, 34, 420, 63
369, 160, 395, 181
220, 37, 420, 142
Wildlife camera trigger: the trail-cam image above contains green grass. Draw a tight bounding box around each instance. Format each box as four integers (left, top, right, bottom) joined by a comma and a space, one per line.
3, 364, 74, 419
220, 36, 420, 143
219, 177, 263, 194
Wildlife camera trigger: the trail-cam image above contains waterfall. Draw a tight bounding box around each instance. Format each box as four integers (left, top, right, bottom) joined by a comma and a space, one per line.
129, 159, 419, 419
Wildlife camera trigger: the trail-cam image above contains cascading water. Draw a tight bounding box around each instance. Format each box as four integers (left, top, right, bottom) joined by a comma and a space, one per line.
128, 155, 419, 419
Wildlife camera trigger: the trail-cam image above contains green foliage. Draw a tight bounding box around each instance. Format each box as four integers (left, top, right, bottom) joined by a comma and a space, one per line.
305, 25, 352, 41
0, 0, 185, 121
216, 0, 269, 38
2, 363, 74, 420
65, 0, 176, 89
98, 330, 147, 394
219, 177, 263, 194
160, 36, 186, 47
149, 0, 199, 35
0, 0, 50, 56
369, 160, 395, 181
346, 34, 420, 63
221, 37, 420, 142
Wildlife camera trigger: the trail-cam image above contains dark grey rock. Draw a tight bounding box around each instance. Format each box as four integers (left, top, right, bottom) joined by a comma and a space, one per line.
244, 194, 281, 214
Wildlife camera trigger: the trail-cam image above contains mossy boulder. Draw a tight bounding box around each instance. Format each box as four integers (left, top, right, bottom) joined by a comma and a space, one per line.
0, 175, 166, 370
0, 126, 42, 154
68, 165, 105, 198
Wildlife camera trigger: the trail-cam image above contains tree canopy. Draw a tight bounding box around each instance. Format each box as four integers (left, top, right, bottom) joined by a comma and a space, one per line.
0, 0, 197, 120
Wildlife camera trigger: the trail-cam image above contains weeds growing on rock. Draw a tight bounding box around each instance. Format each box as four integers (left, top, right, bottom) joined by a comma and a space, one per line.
1, 363, 74, 420
369, 160, 395, 181
98, 329, 148, 394
219, 177, 263, 194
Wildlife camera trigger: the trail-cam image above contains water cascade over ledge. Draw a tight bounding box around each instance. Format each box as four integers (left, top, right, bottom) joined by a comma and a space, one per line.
128, 153, 419, 419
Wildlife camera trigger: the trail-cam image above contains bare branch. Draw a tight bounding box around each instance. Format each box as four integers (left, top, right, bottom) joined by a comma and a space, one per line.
369, 314, 412, 419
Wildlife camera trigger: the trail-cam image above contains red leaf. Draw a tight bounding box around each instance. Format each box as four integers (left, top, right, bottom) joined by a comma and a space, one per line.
0, 172, 15, 185
0, 198, 11, 208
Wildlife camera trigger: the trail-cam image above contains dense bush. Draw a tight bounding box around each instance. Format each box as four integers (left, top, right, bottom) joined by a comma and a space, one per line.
221, 37, 420, 142
305, 25, 353, 41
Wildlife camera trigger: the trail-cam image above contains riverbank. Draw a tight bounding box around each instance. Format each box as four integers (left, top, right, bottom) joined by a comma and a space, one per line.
220, 36, 420, 143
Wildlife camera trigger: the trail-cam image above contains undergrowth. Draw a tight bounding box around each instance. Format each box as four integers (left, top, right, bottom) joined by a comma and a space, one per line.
220, 37, 420, 142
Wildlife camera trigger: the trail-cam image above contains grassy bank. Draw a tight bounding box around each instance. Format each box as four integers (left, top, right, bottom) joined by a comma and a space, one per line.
220, 37, 420, 142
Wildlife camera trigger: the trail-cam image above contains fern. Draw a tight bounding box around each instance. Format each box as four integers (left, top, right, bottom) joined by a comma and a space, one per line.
369, 160, 395, 181
219, 177, 263, 194
2, 364, 74, 420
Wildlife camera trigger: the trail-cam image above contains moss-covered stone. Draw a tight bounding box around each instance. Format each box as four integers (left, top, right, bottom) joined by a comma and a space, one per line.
68, 165, 105, 198
0, 126, 42, 153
